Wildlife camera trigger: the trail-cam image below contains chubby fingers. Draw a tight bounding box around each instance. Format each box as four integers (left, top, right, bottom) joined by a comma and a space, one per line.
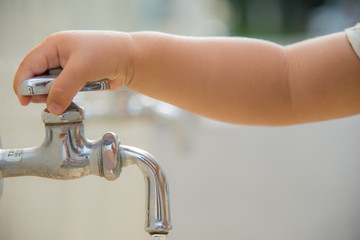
14, 30, 132, 114
13, 33, 62, 106
46, 59, 96, 114
13, 32, 90, 114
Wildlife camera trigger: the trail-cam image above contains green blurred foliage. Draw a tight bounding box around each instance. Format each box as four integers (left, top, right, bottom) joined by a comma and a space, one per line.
227, 0, 327, 36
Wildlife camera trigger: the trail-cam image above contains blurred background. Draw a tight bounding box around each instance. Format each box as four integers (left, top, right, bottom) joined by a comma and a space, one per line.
1, 0, 360, 239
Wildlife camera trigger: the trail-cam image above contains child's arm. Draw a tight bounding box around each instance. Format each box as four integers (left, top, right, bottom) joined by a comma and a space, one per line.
13, 30, 360, 126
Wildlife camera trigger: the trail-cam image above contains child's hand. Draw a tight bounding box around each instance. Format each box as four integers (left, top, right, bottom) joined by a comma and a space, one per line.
14, 30, 360, 125
13, 30, 134, 114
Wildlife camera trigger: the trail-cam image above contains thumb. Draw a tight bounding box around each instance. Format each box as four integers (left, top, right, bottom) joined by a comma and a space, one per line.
46, 63, 89, 114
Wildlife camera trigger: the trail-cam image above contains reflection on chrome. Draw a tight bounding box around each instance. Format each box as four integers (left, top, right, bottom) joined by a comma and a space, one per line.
0, 102, 172, 237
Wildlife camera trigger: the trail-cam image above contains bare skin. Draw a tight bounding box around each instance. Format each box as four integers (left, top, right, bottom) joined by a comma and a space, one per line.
13, 30, 360, 126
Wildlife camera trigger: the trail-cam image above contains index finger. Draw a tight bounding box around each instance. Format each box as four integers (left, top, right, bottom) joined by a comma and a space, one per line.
13, 34, 62, 105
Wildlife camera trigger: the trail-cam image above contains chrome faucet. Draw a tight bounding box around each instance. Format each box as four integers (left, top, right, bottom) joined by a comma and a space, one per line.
0, 71, 172, 237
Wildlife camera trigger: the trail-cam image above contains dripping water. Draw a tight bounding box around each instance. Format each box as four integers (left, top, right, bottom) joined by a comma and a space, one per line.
151, 234, 167, 240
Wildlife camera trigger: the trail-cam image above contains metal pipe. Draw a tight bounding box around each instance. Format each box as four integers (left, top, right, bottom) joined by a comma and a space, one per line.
122, 145, 172, 235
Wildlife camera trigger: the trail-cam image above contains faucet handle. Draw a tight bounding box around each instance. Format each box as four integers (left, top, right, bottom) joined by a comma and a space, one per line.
19, 68, 110, 96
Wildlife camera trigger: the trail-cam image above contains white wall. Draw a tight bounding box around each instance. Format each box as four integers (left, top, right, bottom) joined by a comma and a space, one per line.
1, 1, 360, 240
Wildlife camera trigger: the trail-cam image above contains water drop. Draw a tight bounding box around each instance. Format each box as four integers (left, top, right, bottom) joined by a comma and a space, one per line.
152, 234, 167, 240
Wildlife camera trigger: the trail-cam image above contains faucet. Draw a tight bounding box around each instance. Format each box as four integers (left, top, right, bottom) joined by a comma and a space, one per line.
0, 71, 172, 237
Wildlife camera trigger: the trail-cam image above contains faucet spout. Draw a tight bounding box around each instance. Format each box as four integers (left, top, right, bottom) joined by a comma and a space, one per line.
1, 75, 174, 238
122, 145, 172, 235
0, 101, 172, 237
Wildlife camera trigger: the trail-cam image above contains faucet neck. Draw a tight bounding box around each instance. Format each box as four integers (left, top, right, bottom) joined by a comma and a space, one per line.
42, 102, 84, 124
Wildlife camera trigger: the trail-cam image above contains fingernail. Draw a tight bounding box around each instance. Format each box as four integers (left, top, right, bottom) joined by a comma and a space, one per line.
47, 103, 63, 115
